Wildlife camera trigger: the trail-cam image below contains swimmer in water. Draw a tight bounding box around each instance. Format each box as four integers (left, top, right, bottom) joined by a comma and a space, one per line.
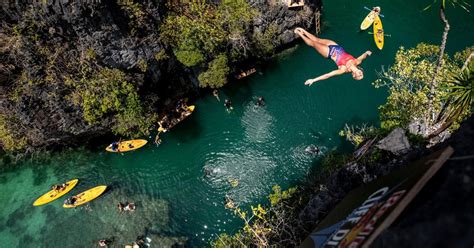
213, 89, 220, 101
224, 99, 233, 111
305, 145, 320, 154
256, 96, 265, 106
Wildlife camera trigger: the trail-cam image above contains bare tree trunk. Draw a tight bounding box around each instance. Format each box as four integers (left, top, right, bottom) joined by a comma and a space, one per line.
426, 7, 450, 136
462, 52, 474, 71
428, 105, 463, 139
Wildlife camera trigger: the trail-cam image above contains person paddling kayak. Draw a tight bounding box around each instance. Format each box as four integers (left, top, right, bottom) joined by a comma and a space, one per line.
294, 28, 372, 85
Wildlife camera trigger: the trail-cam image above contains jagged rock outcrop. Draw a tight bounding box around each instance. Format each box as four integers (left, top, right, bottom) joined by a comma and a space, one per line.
253, 1, 320, 46
376, 128, 411, 155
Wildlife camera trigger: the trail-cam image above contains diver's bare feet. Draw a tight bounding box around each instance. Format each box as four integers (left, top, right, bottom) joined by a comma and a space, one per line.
299, 28, 310, 36
294, 28, 304, 38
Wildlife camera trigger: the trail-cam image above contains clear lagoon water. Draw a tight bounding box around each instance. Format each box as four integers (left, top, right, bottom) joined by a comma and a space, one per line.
1, 1, 473, 247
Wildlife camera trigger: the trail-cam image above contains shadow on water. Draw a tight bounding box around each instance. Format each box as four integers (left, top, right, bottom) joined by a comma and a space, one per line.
7, 206, 31, 235
172, 114, 204, 143
308, 128, 330, 143
18, 234, 34, 247
221, 77, 255, 105
0, 216, 5, 232
41, 205, 58, 222
32, 165, 49, 186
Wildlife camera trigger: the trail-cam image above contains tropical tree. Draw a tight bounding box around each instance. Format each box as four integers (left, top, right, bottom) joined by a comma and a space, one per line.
430, 55, 473, 137
425, 0, 470, 130
373, 44, 474, 134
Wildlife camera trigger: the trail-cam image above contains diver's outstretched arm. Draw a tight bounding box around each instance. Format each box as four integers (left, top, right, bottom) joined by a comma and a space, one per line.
356, 50, 372, 63
305, 68, 346, 86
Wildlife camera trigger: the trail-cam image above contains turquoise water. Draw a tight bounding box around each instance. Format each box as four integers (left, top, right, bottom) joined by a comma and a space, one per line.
1, 1, 473, 247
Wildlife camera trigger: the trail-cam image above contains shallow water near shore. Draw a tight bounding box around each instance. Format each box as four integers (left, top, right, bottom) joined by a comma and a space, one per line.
1, 1, 473, 247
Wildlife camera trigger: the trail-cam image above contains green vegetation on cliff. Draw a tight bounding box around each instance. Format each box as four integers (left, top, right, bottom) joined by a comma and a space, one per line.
198, 54, 230, 88
160, 0, 259, 88
374, 44, 473, 134
211, 185, 299, 248
0, 115, 27, 151
118, 0, 147, 36
66, 66, 153, 137
252, 23, 280, 57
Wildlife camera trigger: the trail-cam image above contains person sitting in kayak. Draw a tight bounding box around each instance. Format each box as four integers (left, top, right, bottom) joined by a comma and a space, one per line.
181, 99, 189, 111
111, 141, 119, 152
376, 29, 384, 42
176, 99, 187, 110
65, 196, 78, 205
294, 28, 372, 85
60, 183, 68, 190
128, 143, 134, 149
51, 184, 61, 191
51, 183, 68, 193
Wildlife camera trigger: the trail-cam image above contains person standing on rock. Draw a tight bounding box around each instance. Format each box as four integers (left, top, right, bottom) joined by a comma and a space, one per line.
294, 27, 372, 84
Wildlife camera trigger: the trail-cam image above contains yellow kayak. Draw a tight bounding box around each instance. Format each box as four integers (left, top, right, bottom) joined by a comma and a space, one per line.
158, 105, 196, 132
105, 139, 148, 152
373, 15, 384, 50
33, 179, 79, 206
63, 185, 107, 208
360, 7, 380, 30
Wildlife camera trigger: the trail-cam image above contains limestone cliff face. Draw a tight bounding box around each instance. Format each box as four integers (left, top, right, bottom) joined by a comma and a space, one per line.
1, 0, 170, 148
0, 0, 321, 150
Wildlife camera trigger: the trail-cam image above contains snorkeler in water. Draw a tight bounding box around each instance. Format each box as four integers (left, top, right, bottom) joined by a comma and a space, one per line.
305, 145, 320, 154
294, 28, 372, 84
256, 96, 265, 106
124, 202, 136, 212
224, 99, 233, 111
